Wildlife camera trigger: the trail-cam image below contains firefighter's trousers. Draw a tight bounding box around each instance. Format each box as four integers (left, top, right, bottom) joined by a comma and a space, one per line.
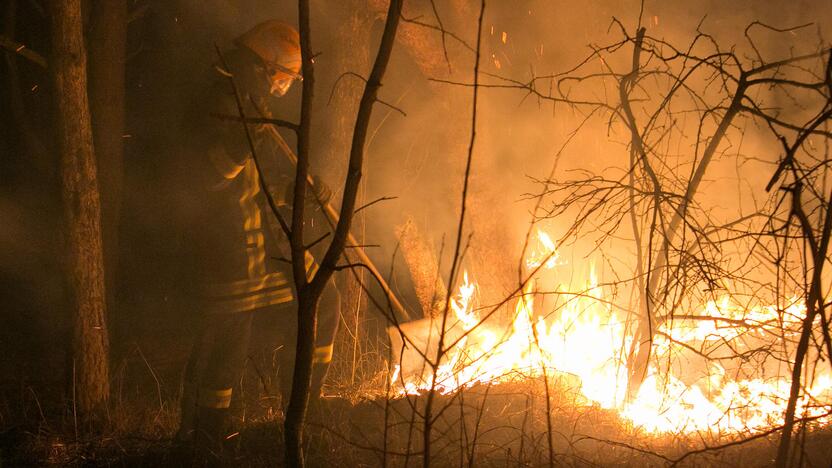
178, 276, 340, 441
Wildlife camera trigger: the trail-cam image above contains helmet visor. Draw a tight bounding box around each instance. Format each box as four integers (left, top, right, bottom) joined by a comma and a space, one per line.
266, 60, 302, 82
265, 60, 301, 96
270, 77, 294, 96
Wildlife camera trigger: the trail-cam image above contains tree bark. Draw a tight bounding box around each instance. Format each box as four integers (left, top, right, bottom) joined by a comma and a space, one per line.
49, 0, 110, 417
284, 0, 318, 464
87, 0, 126, 323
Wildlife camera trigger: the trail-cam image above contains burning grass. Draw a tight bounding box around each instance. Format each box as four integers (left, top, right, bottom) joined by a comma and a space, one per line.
1, 333, 831, 466
2, 242, 831, 466
314, 377, 832, 467
371, 228, 832, 453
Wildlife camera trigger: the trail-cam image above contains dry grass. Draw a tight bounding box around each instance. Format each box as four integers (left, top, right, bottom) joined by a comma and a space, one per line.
2, 325, 832, 466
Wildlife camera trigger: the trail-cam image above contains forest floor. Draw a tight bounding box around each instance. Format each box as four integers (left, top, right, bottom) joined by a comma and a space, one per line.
2, 324, 832, 467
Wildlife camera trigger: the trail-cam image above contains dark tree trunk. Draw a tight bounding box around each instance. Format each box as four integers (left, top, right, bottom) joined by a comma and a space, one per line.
49, 0, 110, 417
87, 0, 126, 322
3, 0, 51, 177
284, 1, 402, 466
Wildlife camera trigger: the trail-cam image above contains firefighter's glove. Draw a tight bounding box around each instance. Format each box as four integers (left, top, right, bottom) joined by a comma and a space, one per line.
282, 175, 332, 209
310, 175, 332, 206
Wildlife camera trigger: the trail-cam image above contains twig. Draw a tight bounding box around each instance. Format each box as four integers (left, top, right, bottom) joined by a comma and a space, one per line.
355, 196, 398, 214
423, 2, 485, 466
0, 34, 47, 68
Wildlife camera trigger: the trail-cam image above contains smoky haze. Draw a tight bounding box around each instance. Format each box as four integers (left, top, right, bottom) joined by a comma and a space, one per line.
0, 0, 829, 411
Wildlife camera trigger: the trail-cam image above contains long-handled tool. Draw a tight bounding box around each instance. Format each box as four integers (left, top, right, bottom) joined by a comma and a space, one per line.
258, 120, 413, 323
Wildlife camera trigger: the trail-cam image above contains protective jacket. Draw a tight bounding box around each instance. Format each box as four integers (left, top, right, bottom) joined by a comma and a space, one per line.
183, 46, 302, 313
178, 46, 338, 444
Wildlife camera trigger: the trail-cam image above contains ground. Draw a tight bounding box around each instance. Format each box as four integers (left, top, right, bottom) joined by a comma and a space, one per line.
2, 318, 831, 467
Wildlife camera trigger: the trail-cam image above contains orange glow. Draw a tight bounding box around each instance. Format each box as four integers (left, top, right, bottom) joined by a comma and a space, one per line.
390, 229, 832, 434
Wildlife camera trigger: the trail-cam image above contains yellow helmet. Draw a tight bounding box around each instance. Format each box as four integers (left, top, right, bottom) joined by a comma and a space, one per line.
235, 20, 302, 96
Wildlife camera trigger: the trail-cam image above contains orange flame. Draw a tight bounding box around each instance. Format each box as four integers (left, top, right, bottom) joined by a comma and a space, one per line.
390, 229, 832, 434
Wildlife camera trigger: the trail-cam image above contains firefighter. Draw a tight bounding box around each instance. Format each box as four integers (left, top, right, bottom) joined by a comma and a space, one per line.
176, 20, 339, 448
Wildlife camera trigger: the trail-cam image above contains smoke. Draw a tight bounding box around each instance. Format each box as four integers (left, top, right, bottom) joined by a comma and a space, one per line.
349, 0, 831, 308
1, 0, 829, 386
138, 0, 830, 315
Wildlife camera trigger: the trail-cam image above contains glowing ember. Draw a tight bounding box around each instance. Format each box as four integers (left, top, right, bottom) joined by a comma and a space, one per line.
389, 230, 832, 435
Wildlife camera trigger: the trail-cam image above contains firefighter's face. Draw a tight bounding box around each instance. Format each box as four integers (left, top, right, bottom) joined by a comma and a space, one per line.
258, 60, 300, 97
270, 74, 294, 96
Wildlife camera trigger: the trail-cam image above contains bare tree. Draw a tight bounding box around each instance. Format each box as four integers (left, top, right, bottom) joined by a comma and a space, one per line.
769, 51, 832, 468
286, 0, 403, 466
411, 12, 831, 464
421, 1, 485, 466
217, 6, 830, 466
493, 20, 832, 403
